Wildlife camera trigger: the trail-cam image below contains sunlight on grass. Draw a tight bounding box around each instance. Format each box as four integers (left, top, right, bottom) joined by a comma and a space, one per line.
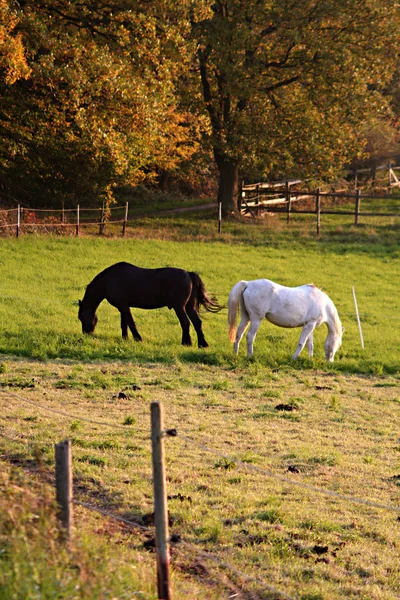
0, 217, 399, 599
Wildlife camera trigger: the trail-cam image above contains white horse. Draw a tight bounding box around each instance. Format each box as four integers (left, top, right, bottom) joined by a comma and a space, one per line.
228, 279, 343, 362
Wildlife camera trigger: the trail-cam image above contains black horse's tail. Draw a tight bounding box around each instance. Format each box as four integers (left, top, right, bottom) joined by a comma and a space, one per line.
189, 272, 223, 313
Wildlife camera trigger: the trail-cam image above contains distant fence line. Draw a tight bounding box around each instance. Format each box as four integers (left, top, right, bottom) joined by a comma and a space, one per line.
0, 202, 129, 237
2, 183, 400, 239
240, 182, 400, 232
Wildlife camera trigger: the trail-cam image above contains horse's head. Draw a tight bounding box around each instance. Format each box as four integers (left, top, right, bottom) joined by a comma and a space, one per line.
324, 324, 344, 362
78, 299, 98, 334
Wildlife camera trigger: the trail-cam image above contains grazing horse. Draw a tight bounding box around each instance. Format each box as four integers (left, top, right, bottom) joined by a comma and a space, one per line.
78, 262, 221, 347
228, 279, 343, 362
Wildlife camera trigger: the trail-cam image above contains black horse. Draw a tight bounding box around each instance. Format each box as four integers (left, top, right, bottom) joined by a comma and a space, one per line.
78, 262, 221, 347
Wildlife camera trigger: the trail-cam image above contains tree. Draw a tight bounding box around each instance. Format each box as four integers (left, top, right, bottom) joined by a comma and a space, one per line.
350, 117, 399, 176
191, 0, 400, 214
0, 0, 202, 207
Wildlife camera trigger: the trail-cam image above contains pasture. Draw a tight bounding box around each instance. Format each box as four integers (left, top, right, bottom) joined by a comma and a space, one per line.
0, 220, 399, 599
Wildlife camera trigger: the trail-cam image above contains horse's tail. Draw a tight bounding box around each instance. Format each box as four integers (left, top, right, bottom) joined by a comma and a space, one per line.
188, 272, 223, 313
228, 280, 248, 342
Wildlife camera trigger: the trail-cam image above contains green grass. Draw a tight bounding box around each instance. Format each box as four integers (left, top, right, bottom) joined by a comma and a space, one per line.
0, 214, 399, 599
1, 360, 399, 599
0, 227, 399, 372
0, 466, 158, 600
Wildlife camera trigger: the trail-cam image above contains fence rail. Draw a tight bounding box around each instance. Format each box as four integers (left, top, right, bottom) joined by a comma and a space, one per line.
240, 183, 400, 230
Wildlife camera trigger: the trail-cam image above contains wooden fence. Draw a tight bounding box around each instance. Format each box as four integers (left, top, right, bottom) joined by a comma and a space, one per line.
55, 403, 173, 600
240, 182, 400, 233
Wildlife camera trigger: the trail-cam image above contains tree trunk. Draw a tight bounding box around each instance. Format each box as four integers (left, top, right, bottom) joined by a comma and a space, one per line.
215, 153, 239, 216
158, 169, 170, 192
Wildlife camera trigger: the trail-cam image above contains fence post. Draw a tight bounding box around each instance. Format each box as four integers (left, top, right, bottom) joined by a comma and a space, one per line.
218, 201, 222, 234
16, 204, 20, 238
151, 402, 172, 600
354, 189, 361, 226
122, 202, 129, 236
285, 181, 291, 224
55, 439, 73, 545
76, 205, 80, 236
255, 184, 260, 216
237, 180, 243, 213
61, 202, 65, 226
315, 188, 321, 235
99, 201, 105, 235
352, 286, 364, 349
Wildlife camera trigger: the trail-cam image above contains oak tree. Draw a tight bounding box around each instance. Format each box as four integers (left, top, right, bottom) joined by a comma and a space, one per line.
191, 0, 400, 213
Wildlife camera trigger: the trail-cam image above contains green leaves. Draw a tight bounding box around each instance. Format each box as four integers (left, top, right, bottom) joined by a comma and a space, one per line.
192, 0, 400, 208
0, 0, 201, 206
1, 0, 399, 210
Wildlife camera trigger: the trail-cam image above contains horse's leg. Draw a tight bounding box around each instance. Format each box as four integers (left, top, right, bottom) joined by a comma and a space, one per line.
293, 322, 316, 359
186, 305, 208, 348
246, 319, 261, 358
120, 308, 142, 341
306, 331, 314, 357
174, 307, 192, 346
120, 312, 128, 340
234, 315, 250, 355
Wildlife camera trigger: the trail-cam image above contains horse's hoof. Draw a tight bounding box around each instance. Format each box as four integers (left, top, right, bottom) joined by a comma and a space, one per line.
198, 341, 209, 348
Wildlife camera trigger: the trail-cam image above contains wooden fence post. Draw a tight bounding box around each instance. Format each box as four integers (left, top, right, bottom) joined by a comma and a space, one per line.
255, 184, 260, 216
16, 204, 20, 238
285, 181, 291, 224
218, 201, 222, 233
354, 189, 361, 226
122, 202, 129, 236
99, 201, 105, 235
151, 402, 172, 600
55, 439, 73, 544
315, 188, 321, 235
76, 205, 80, 236
237, 180, 243, 213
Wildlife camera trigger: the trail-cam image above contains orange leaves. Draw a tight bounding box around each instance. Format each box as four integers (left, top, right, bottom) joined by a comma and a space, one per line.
0, 0, 31, 84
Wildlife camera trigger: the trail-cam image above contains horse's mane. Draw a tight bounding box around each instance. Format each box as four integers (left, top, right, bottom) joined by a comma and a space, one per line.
83, 268, 109, 299
306, 283, 323, 290
327, 299, 342, 334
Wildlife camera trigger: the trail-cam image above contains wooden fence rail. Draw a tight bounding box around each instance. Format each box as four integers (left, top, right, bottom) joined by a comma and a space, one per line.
240, 184, 400, 232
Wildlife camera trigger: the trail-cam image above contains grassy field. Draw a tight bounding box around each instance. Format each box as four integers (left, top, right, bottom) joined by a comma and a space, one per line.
0, 213, 399, 599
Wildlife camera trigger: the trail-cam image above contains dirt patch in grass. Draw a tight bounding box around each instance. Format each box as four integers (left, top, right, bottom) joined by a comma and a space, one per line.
1, 359, 399, 599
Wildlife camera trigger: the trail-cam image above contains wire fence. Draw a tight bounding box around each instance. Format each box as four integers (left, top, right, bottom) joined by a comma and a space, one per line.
0, 203, 130, 237
1, 387, 399, 600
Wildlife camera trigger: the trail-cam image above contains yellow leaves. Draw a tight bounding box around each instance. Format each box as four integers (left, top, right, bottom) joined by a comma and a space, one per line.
0, 0, 31, 84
